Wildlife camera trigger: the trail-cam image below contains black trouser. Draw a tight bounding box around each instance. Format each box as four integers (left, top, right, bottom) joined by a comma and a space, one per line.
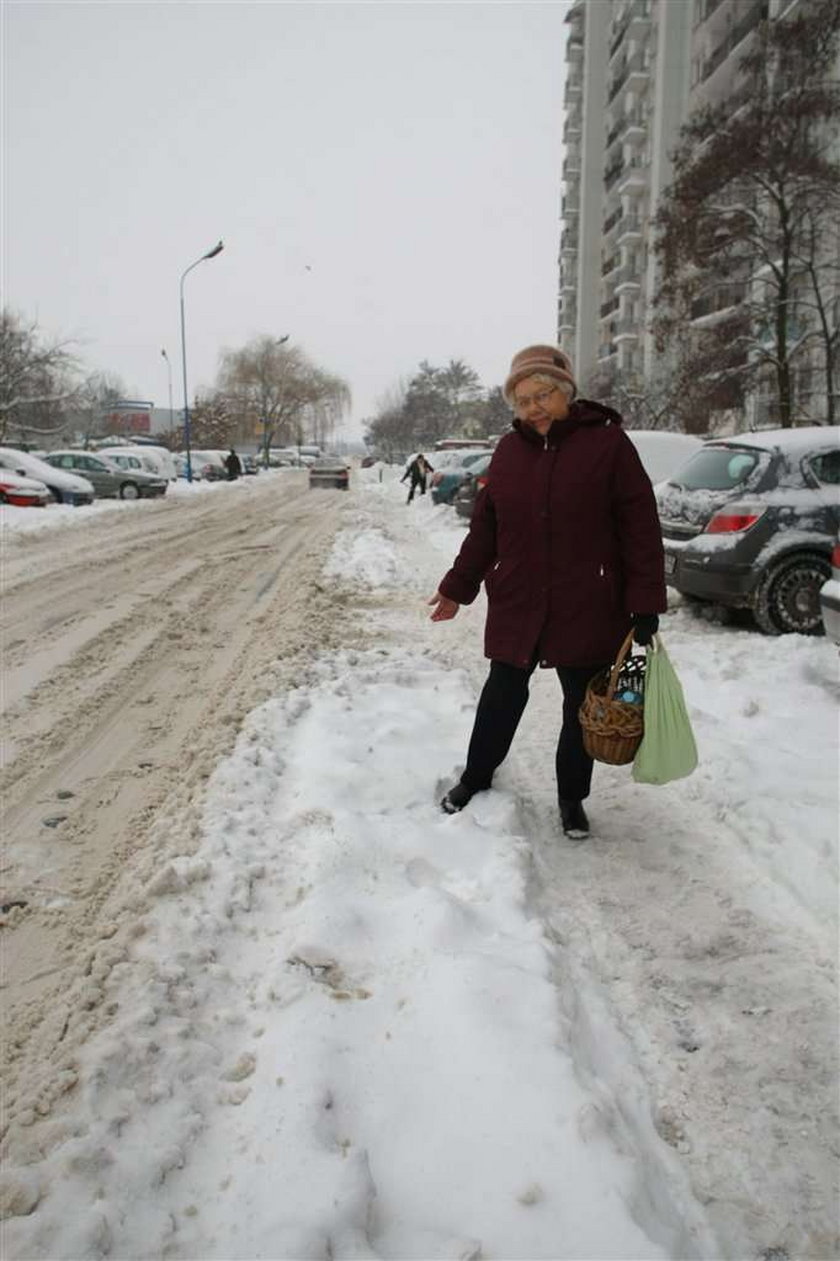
406, 476, 425, 503
460, 656, 609, 803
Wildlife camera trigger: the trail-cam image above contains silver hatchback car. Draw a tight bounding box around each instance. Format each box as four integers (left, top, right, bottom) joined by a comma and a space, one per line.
44, 451, 168, 500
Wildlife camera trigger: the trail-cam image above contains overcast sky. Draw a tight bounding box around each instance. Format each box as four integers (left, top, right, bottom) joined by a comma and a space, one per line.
6, 1, 569, 436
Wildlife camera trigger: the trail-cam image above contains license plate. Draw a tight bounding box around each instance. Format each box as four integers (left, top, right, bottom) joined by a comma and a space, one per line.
664, 552, 677, 575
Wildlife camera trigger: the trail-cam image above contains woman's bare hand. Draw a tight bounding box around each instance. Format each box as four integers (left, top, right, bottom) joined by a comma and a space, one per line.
428, 591, 459, 621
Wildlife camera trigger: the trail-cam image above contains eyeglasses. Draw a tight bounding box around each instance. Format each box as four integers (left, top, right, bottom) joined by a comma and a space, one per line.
513, 386, 558, 414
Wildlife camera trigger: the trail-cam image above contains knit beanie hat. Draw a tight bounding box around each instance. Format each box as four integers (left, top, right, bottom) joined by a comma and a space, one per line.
503, 345, 577, 405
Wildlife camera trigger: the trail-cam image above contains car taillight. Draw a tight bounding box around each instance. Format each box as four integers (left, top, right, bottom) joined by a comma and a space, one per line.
705, 507, 765, 534
831, 543, 840, 569
477, 475, 488, 489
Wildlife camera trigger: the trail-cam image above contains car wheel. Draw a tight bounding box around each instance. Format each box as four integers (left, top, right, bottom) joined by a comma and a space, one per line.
120, 482, 140, 500
753, 552, 831, 635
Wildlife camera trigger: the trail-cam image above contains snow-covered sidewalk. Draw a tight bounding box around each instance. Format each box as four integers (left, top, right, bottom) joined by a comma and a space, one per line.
2, 470, 837, 1260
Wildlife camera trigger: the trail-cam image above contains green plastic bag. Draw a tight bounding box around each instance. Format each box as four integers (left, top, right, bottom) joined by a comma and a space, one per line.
632, 635, 698, 785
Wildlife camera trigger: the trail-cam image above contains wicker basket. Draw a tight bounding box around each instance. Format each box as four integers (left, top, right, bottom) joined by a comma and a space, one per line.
579, 630, 645, 765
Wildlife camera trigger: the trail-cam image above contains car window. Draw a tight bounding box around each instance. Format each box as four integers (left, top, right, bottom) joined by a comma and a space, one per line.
807, 450, 840, 486
84, 456, 107, 471
56, 454, 76, 469
670, 446, 763, 491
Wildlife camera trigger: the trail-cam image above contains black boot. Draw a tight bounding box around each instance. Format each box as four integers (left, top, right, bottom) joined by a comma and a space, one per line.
441, 781, 478, 814
559, 798, 589, 839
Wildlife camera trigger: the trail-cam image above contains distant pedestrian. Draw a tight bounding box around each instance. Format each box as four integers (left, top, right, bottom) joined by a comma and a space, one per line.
225, 448, 242, 481
401, 453, 433, 503
429, 344, 665, 839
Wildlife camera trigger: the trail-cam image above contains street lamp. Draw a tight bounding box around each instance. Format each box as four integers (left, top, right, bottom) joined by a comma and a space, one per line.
160, 347, 174, 436
179, 239, 224, 482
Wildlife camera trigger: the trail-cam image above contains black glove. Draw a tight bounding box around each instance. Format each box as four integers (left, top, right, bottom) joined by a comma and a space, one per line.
632, 613, 659, 646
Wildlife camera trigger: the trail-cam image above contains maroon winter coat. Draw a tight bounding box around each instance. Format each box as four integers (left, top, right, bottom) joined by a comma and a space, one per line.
438, 399, 666, 668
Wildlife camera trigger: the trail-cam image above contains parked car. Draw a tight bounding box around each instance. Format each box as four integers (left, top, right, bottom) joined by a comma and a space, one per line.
430, 450, 493, 505
0, 447, 95, 505
188, 450, 228, 481
93, 441, 178, 481
656, 427, 839, 634
454, 453, 493, 519
309, 457, 350, 490
0, 470, 52, 507
626, 430, 704, 487
240, 453, 259, 475
819, 535, 840, 645
43, 450, 167, 500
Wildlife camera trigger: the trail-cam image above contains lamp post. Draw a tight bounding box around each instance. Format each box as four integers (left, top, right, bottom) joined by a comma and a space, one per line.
160, 347, 174, 436
179, 239, 224, 482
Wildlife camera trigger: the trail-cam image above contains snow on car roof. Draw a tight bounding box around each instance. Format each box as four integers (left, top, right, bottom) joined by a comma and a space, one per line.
706, 426, 838, 454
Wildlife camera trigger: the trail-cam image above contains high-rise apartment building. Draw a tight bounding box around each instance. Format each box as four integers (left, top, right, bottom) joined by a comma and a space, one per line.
558, 0, 782, 397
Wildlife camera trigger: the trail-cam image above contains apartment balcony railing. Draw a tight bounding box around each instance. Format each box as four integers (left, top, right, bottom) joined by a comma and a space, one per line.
614, 264, 643, 288
601, 254, 620, 277
563, 115, 582, 142
609, 0, 651, 61
604, 160, 625, 190
567, 34, 584, 56
606, 108, 646, 149
564, 76, 583, 103
617, 157, 648, 192
700, 1, 768, 84
615, 319, 641, 338
603, 207, 622, 235
608, 52, 649, 104
617, 214, 643, 239
600, 296, 620, 319
691, 284, 747, 320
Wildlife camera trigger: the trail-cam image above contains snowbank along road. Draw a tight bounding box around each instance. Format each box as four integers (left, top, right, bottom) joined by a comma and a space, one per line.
1, 468, 838, 1260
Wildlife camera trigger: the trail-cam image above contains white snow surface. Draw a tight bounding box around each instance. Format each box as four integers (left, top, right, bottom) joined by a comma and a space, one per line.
2, 468, 838, 1260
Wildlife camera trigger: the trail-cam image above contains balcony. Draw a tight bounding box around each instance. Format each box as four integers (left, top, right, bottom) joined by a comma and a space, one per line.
564, 76, 583, 104
605, 107, 646, 149
614, 319, 640, 339
617, 157, 648, 193
567, 34, 584, 57
700, 1, 768, 84
617, 214, 643, 241
603, 207, 622, 235
607, 51, 649, 104
600, 296, 620, 320
563, 115, 582, 142
604, 159, 625, 190
691, 283, 747, 321
609, 0, 651, 61
614, 264, 643, 290
598, 342, 618, 359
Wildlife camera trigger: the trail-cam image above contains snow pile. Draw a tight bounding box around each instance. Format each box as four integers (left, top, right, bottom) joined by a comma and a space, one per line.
324, 524, 400, 589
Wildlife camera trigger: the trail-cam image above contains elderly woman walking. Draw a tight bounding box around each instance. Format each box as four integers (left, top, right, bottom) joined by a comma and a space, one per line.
429, 345, 665, 838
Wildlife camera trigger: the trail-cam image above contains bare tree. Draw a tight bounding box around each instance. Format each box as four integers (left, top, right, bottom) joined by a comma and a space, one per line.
216, 336, 350, 466
71, 372, 128, 446
0, 310, 80, 442
654, 0, 840, 427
